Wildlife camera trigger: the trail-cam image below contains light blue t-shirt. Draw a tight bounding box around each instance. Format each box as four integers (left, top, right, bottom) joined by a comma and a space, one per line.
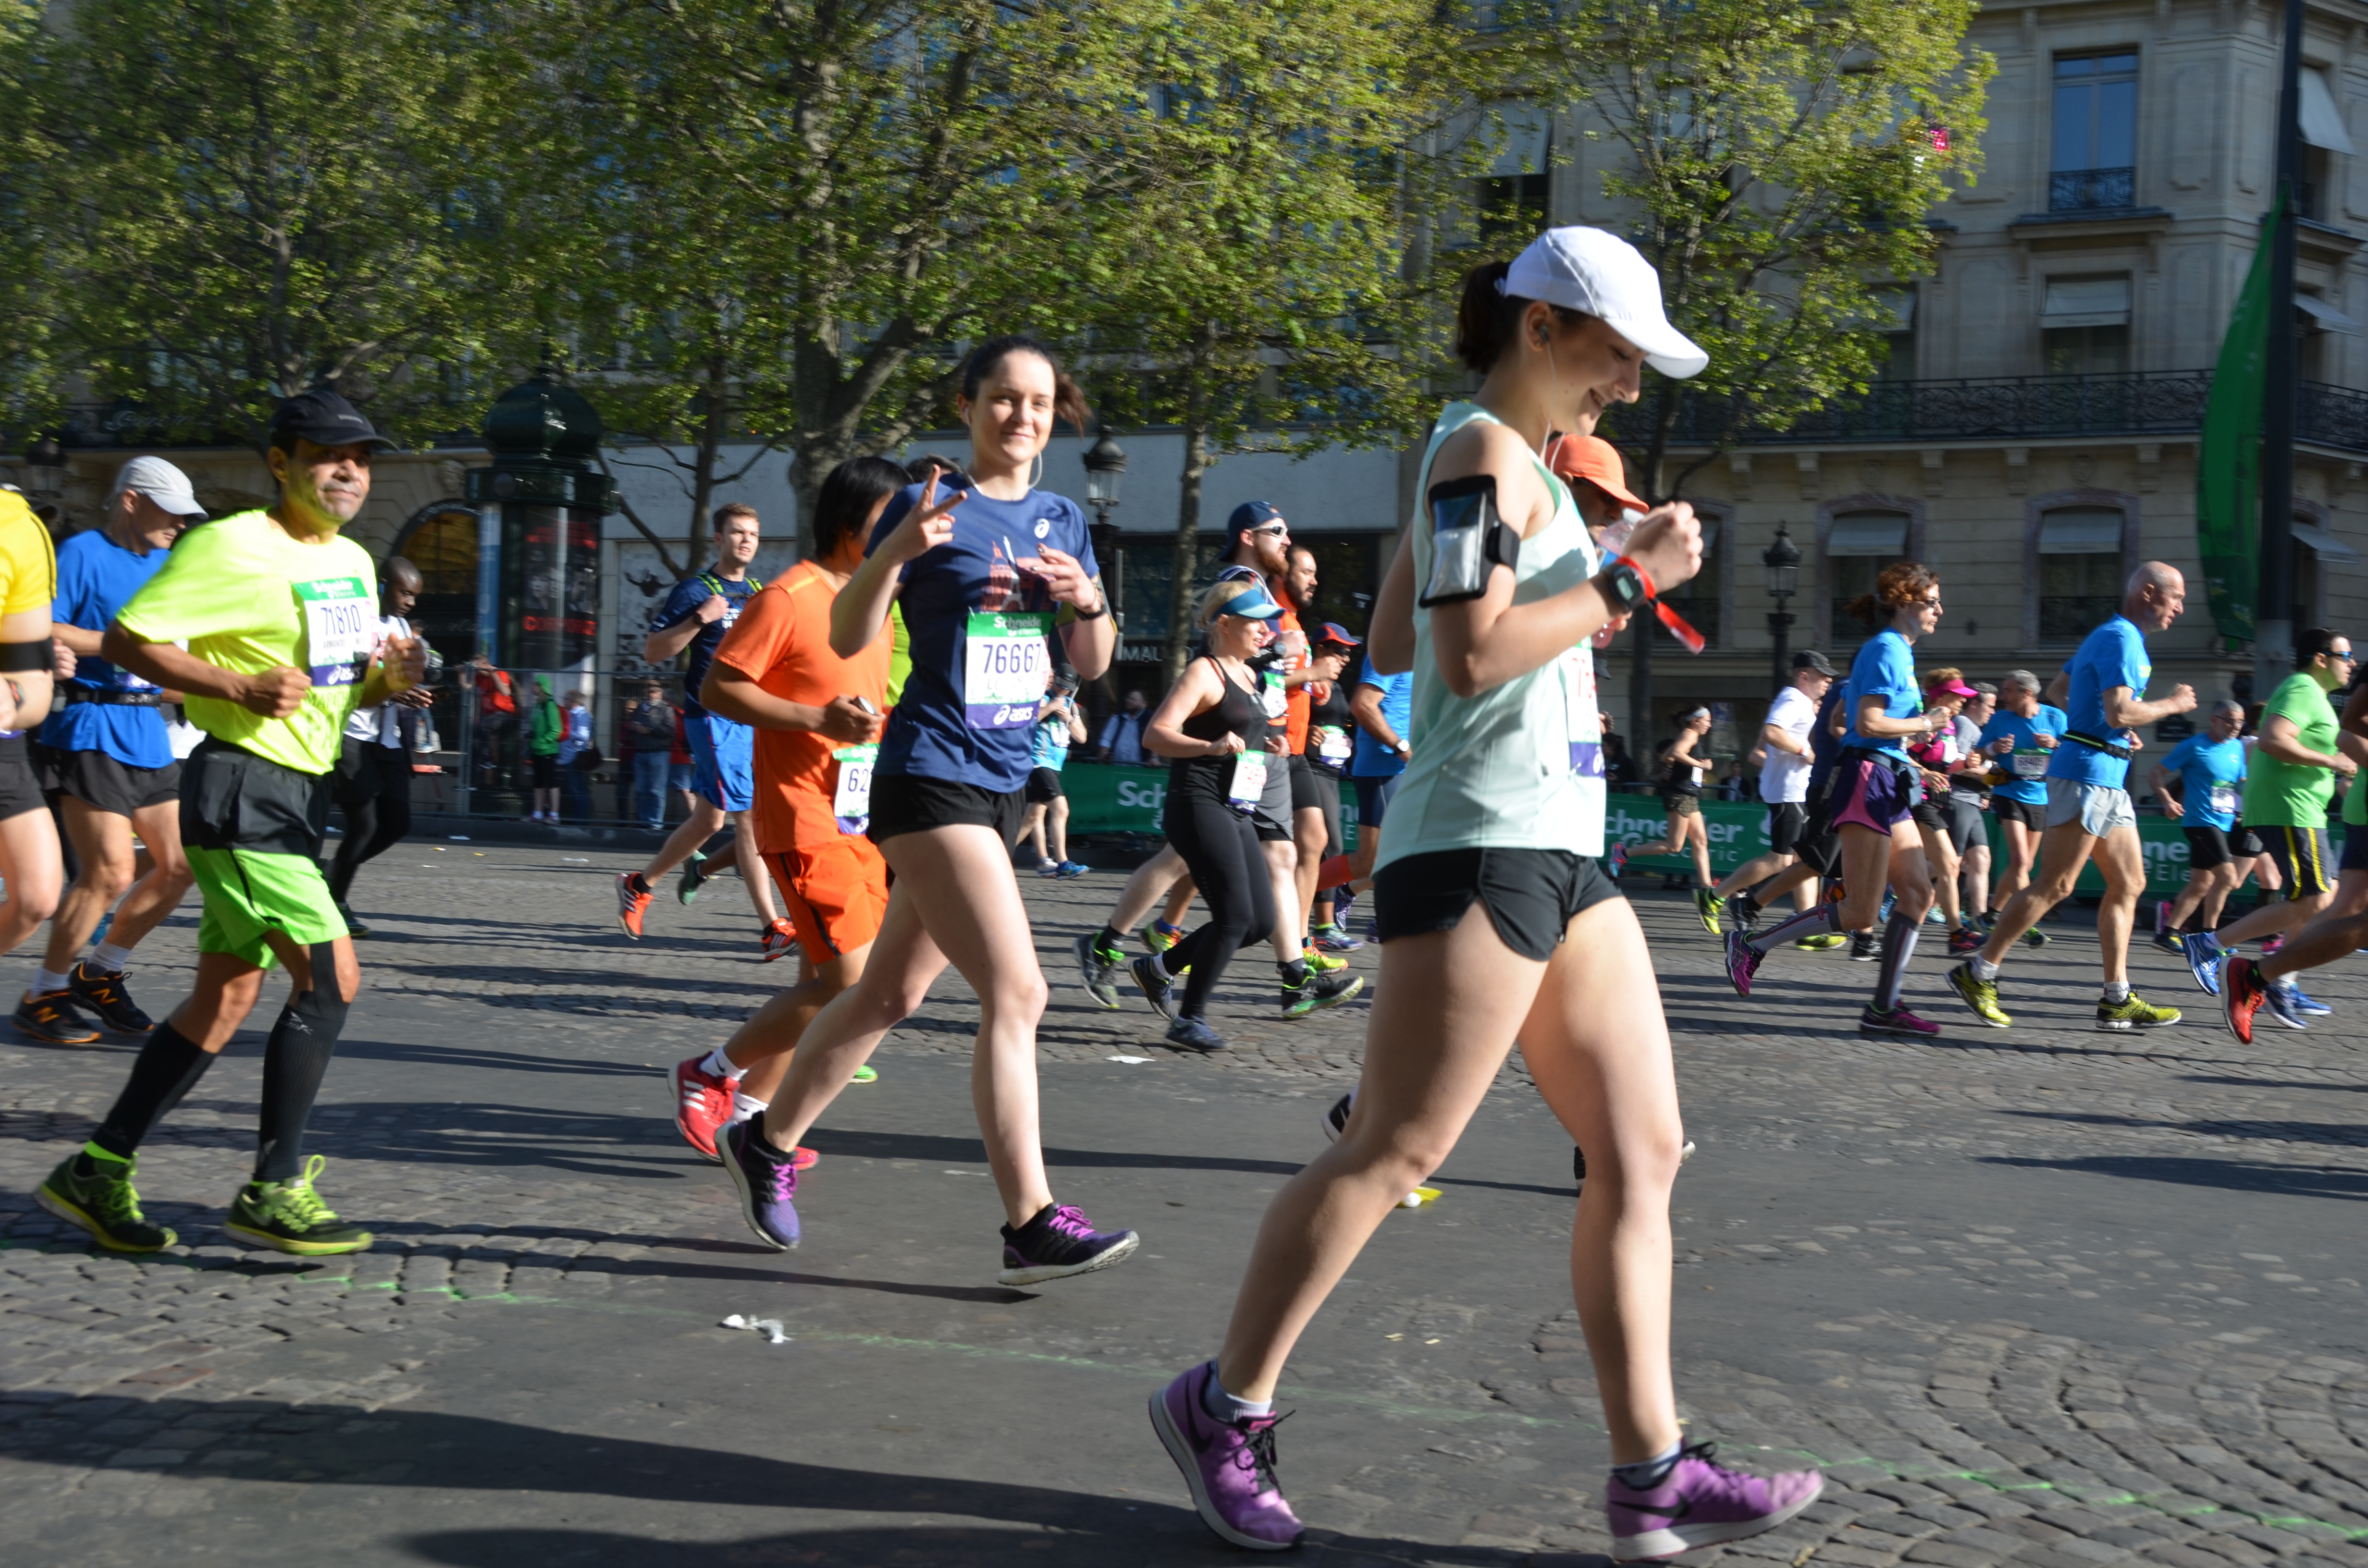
1030, 710, 1070, 772
39, 527, 173, 770
1349, 658, 1412, 778
1841, 628, 1922, 762
1976, 705, 2068, 805
2050, 615, 2149, 788
2161, 732, 2245, 831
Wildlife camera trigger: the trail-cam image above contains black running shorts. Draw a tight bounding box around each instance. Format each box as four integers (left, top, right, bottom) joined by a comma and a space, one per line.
1991, 796, 2044, 832
1373, 847, 1623, 962
0, 734, 44, 821
2343, 824, 2368, 874
1024, 766, 1065, 805
867, 774, 1026, 849
42, 746, 180, 817
2183, 824, 2235, 871
2260, 823, 2333, 899
1764, 801, 1808, 856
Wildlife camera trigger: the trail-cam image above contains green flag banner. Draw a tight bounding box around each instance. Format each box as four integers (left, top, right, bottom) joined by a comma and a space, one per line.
2195, 192, 2282, 643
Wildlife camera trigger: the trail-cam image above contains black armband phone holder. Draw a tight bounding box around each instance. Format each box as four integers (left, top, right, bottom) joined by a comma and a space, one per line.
1418, 474, 1521, 608
0, 639, 47, 673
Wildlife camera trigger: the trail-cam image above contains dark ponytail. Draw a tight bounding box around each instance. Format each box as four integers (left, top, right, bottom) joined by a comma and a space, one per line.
960, 335, 1092, 434
812, 455, 913, 558
1455, 259, 1592, 373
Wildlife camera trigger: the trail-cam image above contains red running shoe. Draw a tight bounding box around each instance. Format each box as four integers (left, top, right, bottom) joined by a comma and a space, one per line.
617, 872, 653, 940
2221, 956, 2266, 1044
671, 1055, 736, 1161
760, 918, 799, 963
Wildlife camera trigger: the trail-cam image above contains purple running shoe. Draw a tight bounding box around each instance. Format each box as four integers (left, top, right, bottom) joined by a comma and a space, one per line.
1606, 1442, 1823, 1561
1722, 930, 1762, 997
1149, 1361, 1304, 1551
1858, 1004, 1942, 1039
999, 1201, 1138, 1286
721, 1120, 800, 1250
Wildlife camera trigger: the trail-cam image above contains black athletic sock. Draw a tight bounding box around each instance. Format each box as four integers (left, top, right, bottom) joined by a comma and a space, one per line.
1098, 925, 1126, 952
1279, 958, 1308, 988
1873, 912, 1920, 1012
1747, 903, 1839, 954
628, 871, 651, 895
91, 1022, 214, 1161
1733, 891, 1761, 918
255, 993, 345, 1184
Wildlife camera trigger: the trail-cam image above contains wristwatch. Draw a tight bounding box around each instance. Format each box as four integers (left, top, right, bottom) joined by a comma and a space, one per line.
1597, 557, 1653, 616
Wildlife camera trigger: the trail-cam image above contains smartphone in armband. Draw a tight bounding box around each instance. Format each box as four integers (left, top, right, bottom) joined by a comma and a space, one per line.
1418, 475, 1521, 608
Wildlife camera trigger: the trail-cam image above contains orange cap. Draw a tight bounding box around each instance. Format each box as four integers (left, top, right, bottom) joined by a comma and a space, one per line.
1544, 433, 1647, 513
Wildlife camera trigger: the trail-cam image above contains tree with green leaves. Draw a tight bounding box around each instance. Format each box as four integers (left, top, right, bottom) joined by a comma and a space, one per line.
19, 0, 508, 447
1509, 0, 1991, 723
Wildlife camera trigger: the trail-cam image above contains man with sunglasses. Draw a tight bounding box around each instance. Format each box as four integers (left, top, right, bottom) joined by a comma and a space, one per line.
1948, 563, 2196, 1031
2174, 627, 2356, 1014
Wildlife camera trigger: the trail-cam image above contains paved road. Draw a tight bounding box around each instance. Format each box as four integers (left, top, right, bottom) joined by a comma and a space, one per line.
1, 845, 2363, 1567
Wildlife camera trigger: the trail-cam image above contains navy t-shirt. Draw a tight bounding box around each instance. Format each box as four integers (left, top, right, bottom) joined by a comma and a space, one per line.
868, 475, 1098, 792
650, 570, 762, 719
40, 528, 172, 769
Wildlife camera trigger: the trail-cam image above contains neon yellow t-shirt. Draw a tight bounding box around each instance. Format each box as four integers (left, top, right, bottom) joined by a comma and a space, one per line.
115, 510, 377, 775
0, 490, 56, 618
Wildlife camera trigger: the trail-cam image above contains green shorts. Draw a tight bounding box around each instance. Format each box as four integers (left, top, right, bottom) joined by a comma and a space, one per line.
185, 845, 347, 969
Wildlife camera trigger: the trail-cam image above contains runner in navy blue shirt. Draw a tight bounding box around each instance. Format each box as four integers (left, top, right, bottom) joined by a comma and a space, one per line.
614, 504, 789, 957
18, 457, 204, 1045
715, 334, 1139, 1288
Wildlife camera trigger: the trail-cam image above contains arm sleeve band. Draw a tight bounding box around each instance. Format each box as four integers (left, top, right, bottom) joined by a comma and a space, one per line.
0, 638, 48, 672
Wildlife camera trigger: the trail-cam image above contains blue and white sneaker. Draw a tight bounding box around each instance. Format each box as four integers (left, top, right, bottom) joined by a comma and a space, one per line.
2282, 983, 2332, 1016
2263, 980, 2312, 1031
2179, 931, 2227, 997
1878, 890, 1897, 925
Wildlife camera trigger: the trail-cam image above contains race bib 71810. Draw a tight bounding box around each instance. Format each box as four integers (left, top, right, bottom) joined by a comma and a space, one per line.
296, 576, 376, 686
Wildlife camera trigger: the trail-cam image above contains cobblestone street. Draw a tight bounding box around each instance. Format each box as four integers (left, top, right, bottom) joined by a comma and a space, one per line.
1, 844, 2362, 1567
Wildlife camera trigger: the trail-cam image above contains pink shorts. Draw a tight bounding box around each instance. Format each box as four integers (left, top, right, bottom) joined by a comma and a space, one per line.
1830, 755, 1919, 836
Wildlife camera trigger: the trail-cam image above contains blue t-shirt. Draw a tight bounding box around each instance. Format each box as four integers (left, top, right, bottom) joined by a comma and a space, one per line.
2050, 615, 2149, 788
868, 475, 1097, 792
1976, 705, 2069, 805
2162, 733, 2246, 832
40, 528, 172, 769
1350, 659, 1413, 778
650, 570, 763, 719
1030, 710, 1071, 772
1841, 628, 1922, 762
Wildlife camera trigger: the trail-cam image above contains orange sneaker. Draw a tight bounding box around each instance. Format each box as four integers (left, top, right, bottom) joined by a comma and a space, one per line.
760, 918, 799, 963
617, 872, 654, 939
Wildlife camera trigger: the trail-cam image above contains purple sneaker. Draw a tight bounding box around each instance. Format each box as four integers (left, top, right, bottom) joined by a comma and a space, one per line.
1858, 1004, 1942, 1039
721, 1120, 800, 1250
998, 1201, 1138, 1286
1607, 1442, 1823, 1561
1722, 930, 1762, 997
1149, 1361, 1304, 1551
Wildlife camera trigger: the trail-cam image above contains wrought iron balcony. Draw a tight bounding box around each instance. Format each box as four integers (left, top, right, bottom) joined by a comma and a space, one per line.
1612, 371, 2368, 455
2050, 166, 2136, 212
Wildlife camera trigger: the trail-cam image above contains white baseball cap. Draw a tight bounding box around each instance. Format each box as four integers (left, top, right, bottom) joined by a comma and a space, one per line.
1504, 227, 1709, 380
110, 455, 207, 519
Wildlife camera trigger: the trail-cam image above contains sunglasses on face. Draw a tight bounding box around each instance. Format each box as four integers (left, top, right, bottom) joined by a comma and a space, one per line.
1247, 523, 1289, 539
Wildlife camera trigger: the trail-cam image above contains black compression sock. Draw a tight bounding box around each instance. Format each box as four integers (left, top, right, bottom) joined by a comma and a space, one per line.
1279, 959, 1308, 987
92, 1022, 214, 1161
255, 959, 349, 1183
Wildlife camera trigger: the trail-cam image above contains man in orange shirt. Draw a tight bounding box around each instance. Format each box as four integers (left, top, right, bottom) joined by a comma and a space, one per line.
664, 457, 906, 1164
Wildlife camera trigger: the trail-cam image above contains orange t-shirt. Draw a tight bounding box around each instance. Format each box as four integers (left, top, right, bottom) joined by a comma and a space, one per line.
1274, 608, 1314, 753
711, 560, 894, 854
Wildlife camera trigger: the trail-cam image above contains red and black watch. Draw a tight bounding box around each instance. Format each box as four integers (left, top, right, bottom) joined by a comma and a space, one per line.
1597, 556, 1655, 617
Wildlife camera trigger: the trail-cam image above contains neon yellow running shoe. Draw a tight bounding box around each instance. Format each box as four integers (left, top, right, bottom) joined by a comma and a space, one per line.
1946, 963, 2011, 1029
222, 1155, 373, 1256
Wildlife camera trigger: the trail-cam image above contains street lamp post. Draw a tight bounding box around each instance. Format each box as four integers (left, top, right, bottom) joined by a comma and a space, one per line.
1764, 521, 1801, 696
1082, 429, 1128, 631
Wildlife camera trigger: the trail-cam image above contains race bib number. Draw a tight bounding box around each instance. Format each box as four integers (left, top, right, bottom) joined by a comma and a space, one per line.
1313, 724, 1353, 764
1260, 669, 1287, 721
2208, 781, 2239, 816
962, 611, 1050, 728
832, 745, 876, 834
1228, 747, 1269, 813
296, 576, 376, 686
2012, 748, 2048, 779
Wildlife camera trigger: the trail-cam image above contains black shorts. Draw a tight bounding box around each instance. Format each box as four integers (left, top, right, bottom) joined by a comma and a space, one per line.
2260, 823, 2334, 899
330, 736, 414, 809
1024, 767, 1065, 804
2184, 824, 2237, 871
1251, 750, 1293, 843
1944, 793, 1987, 854
1909, 792, 1948, 833
43, 746, 180, 817
1293, 760, 1341, 856
1992, 795, 2044, 832
1373, 847, 1623, 962
1764, 801, 1808, 856
0, 734, 44, 821
2343, 825, 2368, 874
531, 753, 559, 789
2232, 825, 2264, 858
181, 738, 330, 857
1353, 772, 1404, 829
868, 773, 1026, 849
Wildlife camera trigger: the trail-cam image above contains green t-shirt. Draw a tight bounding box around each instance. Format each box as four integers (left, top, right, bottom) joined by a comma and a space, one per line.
2241, 671, 2339, 828
115, 509, 378, 775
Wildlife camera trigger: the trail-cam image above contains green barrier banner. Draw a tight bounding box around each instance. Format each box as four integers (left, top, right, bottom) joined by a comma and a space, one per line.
1062, 761, 1362, 848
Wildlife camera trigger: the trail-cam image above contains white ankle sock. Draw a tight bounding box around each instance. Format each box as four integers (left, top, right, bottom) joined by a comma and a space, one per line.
731, 1091, 769, 1118
700, 1046, 741, 1080
32, 967, 67, 994
91, 942, 135, 973
1199, 1365, 1273, 1425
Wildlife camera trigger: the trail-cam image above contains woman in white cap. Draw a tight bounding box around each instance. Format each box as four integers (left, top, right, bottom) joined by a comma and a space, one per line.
1149, 228, 1823, 1556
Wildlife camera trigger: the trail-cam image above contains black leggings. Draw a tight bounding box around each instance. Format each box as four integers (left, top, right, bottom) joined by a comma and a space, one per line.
327, 745, 414, 905
1160, 793, 1276, 1019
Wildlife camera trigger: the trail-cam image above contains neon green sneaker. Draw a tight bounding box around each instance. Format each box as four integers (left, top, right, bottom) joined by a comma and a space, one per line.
1794, 932, 1848, 952
37, 1145, 175, 1252
1301, 949, 1346, 974
1693, 887, 1722, 935
222, 1155, 373, 1256
851, 1064, 878, 1084
1946, 962, 2012, 1029
2096, 991, 2181, 1031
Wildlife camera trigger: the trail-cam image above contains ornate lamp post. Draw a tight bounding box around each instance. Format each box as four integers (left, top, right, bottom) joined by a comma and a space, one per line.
1764, 521, 1801, 695
1082, 429, 1128, 630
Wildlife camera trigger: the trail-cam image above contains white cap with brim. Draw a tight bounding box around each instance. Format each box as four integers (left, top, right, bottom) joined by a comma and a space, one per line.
1504, 226, 1709, 380
109, 455, 208, 519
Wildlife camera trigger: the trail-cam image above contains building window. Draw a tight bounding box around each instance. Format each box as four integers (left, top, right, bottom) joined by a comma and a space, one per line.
1826, 510, 1909, 647
1477, 172, 1548, 252
1657, 514, 1722, 647
2298, 67, 2356, 222
2050, 52, 2138, 212
2041, 276, 2132, 376
2037, 507, 2124, 642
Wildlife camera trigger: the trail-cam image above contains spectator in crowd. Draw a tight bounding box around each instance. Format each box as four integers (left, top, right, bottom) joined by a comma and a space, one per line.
1095, 688, 1149, 764
527, 676, 563, 823
557, 687, 594, 821
626, 679, 674, 829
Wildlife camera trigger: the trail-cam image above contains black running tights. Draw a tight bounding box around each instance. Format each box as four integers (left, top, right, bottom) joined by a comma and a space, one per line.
1161, 795, 1275, 1018
327, 748, 413, 905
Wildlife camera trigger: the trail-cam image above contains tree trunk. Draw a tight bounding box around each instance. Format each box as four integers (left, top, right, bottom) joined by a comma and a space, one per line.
684, 352, 731, 572
1161, 333, 1214, 691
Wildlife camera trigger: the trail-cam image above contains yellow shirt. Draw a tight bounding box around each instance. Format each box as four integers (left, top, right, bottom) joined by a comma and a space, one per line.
0, 490, 57, 617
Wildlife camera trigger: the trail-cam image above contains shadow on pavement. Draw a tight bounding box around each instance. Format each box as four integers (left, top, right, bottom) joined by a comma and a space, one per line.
1981, 1153, 2368, 1200
2000, 1109, 2368, 1147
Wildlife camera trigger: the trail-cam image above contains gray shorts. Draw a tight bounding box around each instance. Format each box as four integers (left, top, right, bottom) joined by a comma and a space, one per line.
2045, 777, 2136, 836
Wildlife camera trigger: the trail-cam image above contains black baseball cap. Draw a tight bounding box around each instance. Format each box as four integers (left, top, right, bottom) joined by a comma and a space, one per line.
270, 388, 395, 451
1792, 649, 1838, 676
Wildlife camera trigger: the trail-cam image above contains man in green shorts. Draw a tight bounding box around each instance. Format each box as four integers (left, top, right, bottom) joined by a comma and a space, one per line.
33, 388, 426, 1256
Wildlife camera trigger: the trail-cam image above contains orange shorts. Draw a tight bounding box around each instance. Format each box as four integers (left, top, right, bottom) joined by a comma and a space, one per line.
765, 835, 891, 968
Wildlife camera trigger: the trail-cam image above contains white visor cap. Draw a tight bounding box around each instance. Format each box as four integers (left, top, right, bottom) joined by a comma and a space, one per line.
1503, 226, 1709, 380
110, 455, 208, 518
